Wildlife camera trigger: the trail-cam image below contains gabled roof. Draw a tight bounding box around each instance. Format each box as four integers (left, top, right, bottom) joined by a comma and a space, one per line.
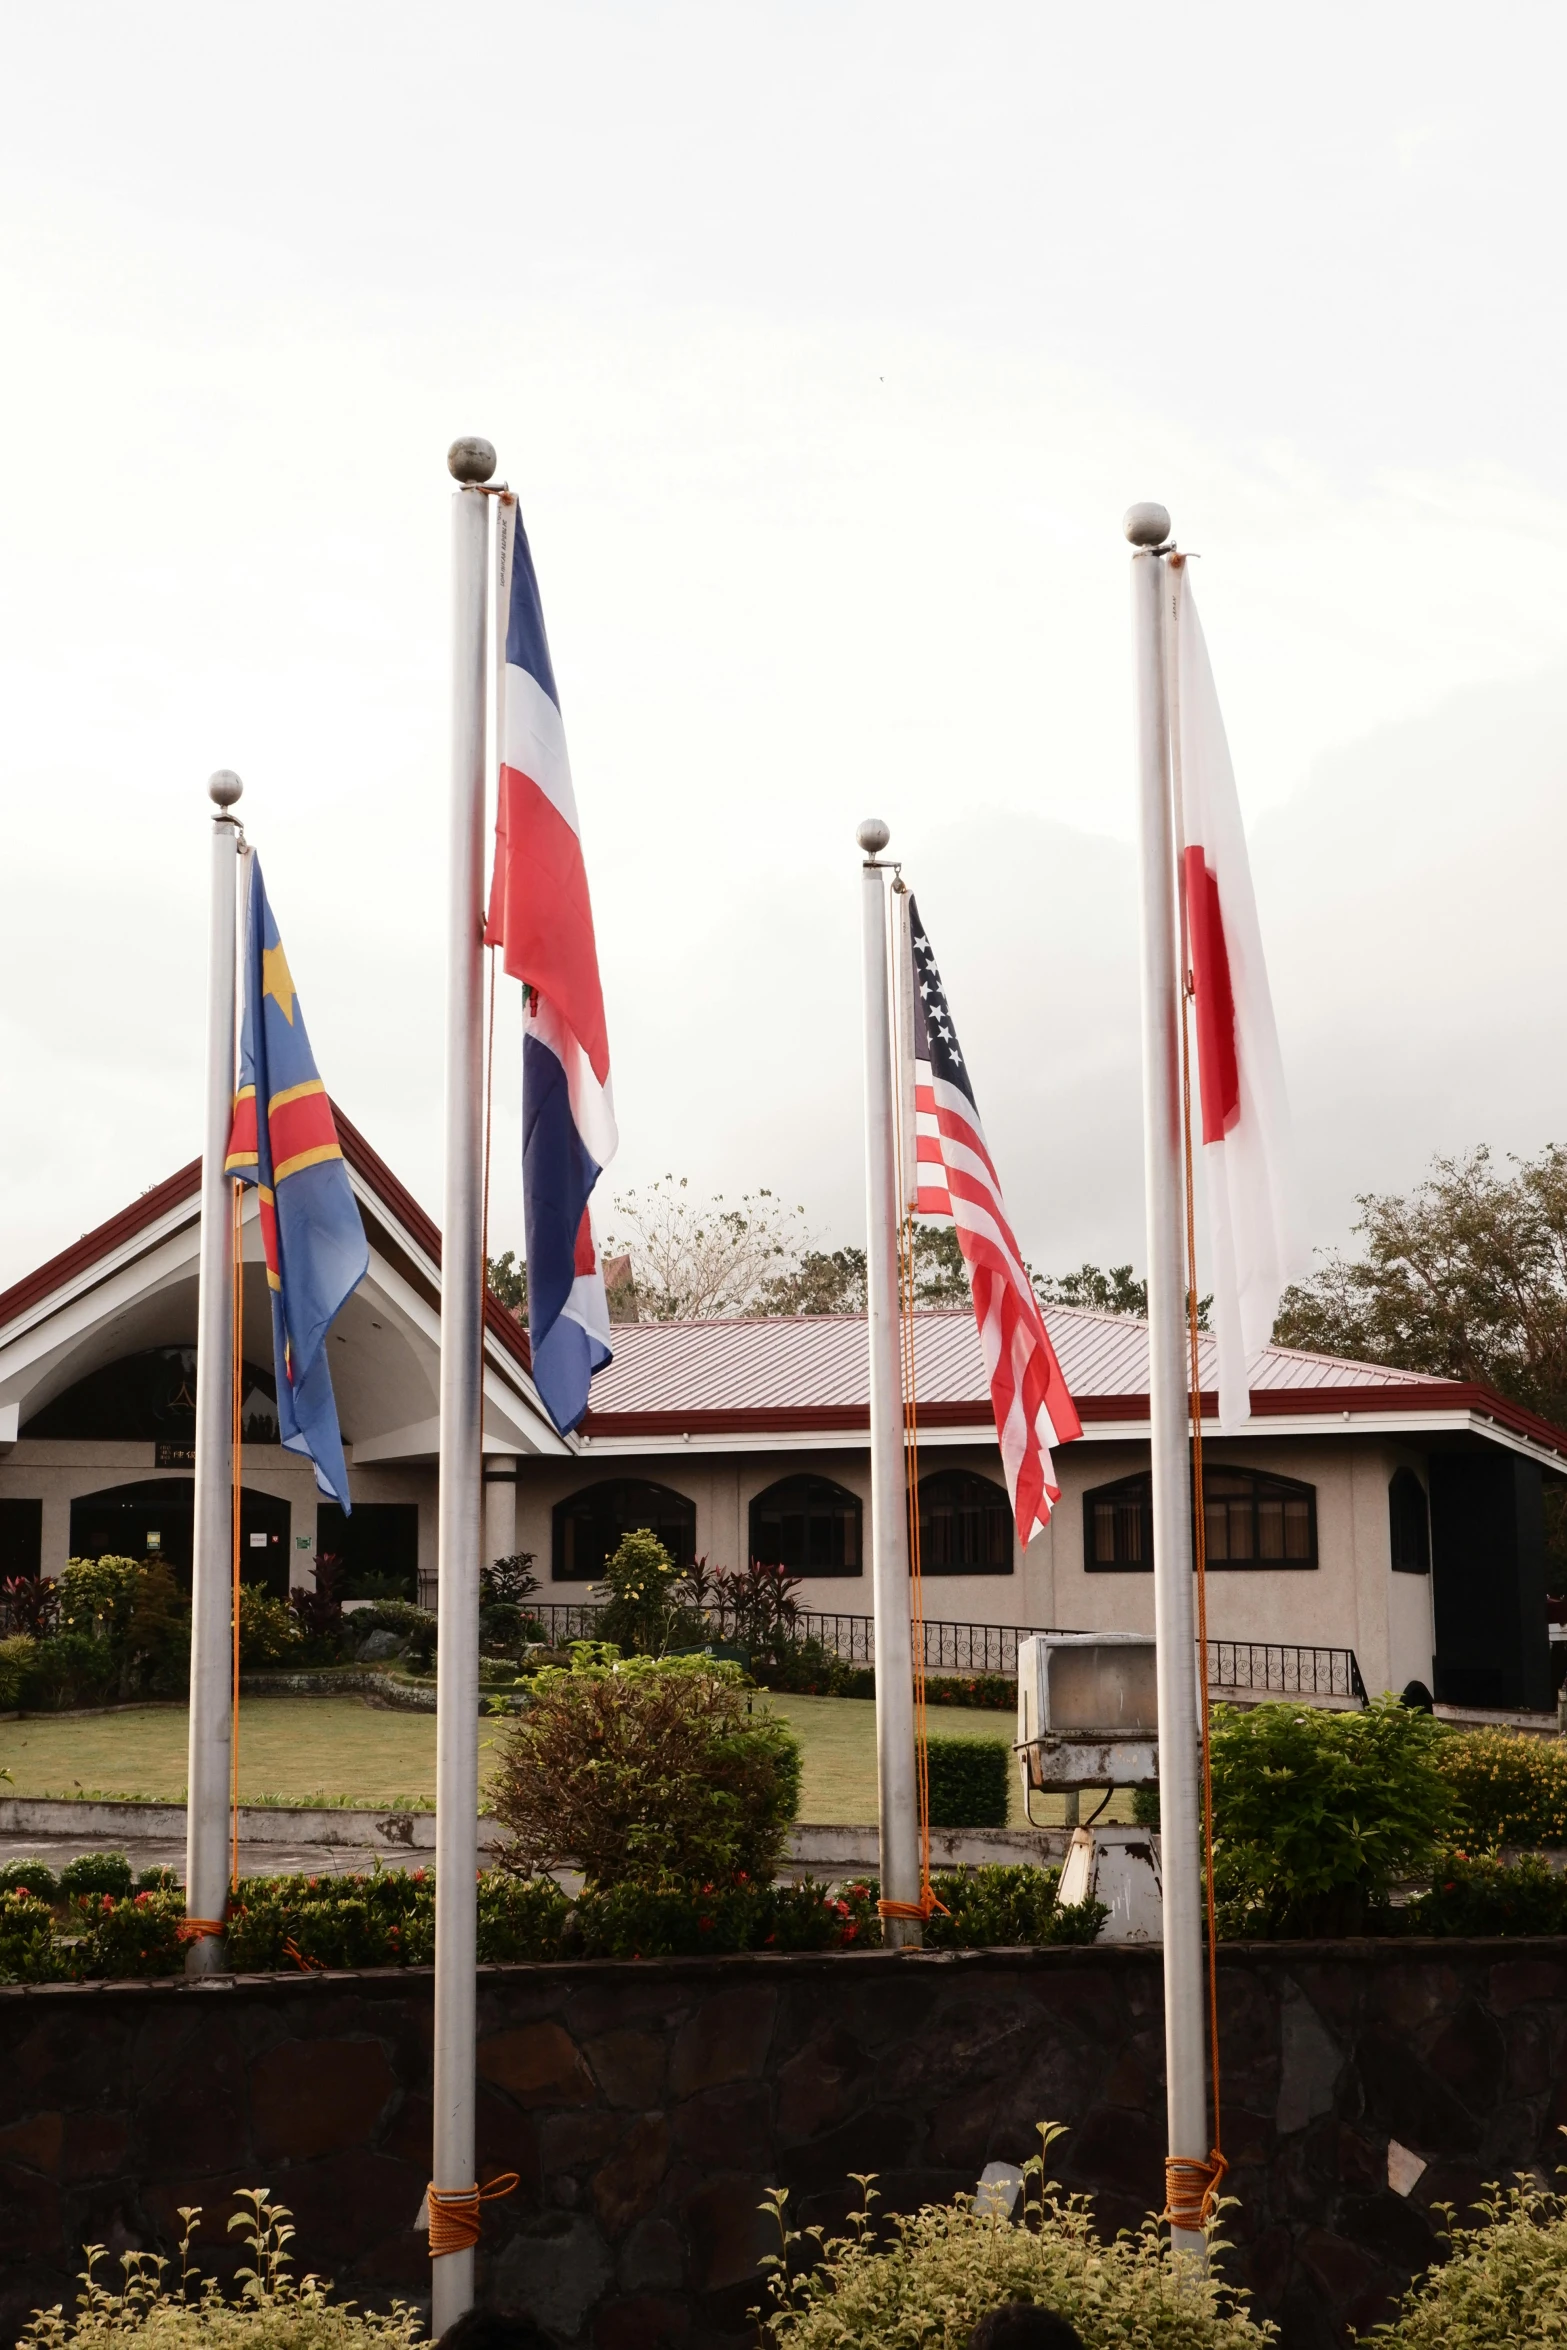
577, 1305, 1567, 1465
0, 1106, 535, 1386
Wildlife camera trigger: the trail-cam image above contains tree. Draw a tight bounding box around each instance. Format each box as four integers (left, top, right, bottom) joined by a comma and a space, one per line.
486, 1250, 527, 1313
602, 1176, 811, 1319
1036, 1261, 1148, 1317
1273, 1146, 1567, 1425
758, 1246, 867, 1316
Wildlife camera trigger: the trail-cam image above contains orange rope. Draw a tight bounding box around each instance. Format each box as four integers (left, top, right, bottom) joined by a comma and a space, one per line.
177, 1917, 225, 1944
231, 1180, 244, 1894
427, 2174, 519, 2259
1166, 864, 1226, 2233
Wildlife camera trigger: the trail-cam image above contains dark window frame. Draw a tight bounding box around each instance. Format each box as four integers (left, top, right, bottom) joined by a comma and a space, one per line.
1389, 1467, 1432, 1575
1084, 1465, 1319, 1573
551, 1478, 696, 1584
749, 1474, 863, 1579
916, 1468, 1014, 1575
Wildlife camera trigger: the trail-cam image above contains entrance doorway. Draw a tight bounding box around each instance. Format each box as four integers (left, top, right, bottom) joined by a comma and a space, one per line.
68, 1481, 293, 1596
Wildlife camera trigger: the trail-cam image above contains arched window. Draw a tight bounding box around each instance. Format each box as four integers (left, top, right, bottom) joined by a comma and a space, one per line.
917, 1469, 1013, 1574
749, 1476, 862, 1578
1084, 1466, 1318, 1571
23, 1348, 279, 1447
551, 1478, 696, 1583
1389, 1468, 1431, 1575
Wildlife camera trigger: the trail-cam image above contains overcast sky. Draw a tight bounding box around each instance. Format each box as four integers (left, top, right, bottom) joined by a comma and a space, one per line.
4, 3, 1567, 1295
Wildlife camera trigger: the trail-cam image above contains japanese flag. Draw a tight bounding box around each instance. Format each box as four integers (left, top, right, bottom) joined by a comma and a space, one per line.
1172, 558, 1296, 1426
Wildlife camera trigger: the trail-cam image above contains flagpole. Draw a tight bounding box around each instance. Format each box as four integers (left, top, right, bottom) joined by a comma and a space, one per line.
185, 770, 243, 1972
432, 435, 494, 2331
857, 819, 921, 1948
1126, 502, 1208, 2257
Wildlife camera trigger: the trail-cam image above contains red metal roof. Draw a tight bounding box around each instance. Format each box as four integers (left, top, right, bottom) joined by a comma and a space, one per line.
579, 1307, 1567, 1462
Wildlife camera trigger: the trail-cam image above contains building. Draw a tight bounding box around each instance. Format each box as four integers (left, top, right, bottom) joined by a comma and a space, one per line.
1, 1111, 1560, 1711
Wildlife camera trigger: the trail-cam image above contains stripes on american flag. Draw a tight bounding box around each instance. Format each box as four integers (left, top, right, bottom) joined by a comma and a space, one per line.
898, 892, 1081, 1544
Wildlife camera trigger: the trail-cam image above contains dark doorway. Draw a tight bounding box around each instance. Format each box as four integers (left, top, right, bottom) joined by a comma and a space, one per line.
1430, 1451, 1553, 1712
0, 1498, 43, 1579
67, 1481, 293, 1596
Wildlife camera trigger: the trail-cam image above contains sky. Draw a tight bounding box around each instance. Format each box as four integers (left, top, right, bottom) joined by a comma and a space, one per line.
4, 2, 1567, 1295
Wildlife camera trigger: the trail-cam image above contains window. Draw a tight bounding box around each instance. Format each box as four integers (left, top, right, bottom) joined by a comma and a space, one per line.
317, 1502, 420, 1601
749, 1476, 862, 1577
23, 1348, 279, 1444
917, 1470, 1013, 1574
0, 1498, 42, 1580
1389, 1468, 1431, 1575
552, 1479, 695, 1582
1084, 1467, 1317, 1571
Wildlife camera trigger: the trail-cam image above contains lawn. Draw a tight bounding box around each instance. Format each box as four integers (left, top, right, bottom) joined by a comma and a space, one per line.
0, 1691, 1111, 1827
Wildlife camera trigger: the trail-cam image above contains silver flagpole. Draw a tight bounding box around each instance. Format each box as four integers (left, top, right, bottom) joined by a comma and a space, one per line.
857, 818, 921, 1948
432, 435, 495, 2330
185, 770, 244, 1971
1126, 502, 1208, 2258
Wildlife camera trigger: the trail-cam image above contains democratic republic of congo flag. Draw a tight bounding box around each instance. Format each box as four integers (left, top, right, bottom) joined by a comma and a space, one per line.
224, 856, 368, 1505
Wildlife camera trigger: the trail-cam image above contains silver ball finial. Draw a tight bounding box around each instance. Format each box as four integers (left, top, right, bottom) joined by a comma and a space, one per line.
448, 437, 497, 484
208, 770, 243, 809
856, 817, 891, 856
1124, 502, 1172, 548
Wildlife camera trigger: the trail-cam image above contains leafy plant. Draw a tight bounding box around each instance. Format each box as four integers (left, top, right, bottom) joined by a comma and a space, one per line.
0, 1632, 38, 1708
594, 1528, 704, 1657
14, 1630, 116, 1711
1208, 1696, 1455, 1937
0, 1857, 59, 1898
707, 1558, 803, 1668
66, 1888, 186, 1979
0, 1889, 58, 1984
342, 1601, 437, 1670
1, 1574, 59, 1637
492, 1650, 802, 1890
926, 1737, 1011, 1828
18, 2188, 422, 2350
237, 1585, 303, 1667
1366, 2169, 1567, 2346
1437, 1727, 1567, 1849
757, 2130, 1272, 2346
59, 1851, 135, 1899
921, 1865, 1104, 1950
482, 1552, 538, 1607
1405, 1850, 1567, 1937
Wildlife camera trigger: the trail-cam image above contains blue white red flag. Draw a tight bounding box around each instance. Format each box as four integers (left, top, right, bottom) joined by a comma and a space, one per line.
485, 496, 616, 1434
224, 857, 369, 1505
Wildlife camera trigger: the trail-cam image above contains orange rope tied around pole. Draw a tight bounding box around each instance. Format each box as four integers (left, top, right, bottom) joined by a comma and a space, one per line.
176, 1918, 225, 1945
1158, 846, 1227, 2238
426, 2174, 519, 2260
230, 1178, 245, 1895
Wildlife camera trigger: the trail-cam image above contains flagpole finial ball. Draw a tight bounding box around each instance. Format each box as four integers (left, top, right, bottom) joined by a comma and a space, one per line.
1123, 502, 1172, 548
856, 818, 891, 856
448, 437, 497, 484
208, 770, 243, 809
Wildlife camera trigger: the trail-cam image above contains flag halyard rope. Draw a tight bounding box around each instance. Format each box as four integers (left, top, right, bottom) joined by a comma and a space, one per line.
231, 1178, 244, 1897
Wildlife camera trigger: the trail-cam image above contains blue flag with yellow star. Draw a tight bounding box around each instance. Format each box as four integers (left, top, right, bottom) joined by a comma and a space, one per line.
224, 855, 367, 1507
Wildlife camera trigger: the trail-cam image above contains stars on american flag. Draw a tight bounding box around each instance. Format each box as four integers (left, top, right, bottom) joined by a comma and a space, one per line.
912, 928, 963, 1067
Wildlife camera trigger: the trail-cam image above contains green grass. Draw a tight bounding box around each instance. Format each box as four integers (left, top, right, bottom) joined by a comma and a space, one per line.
0, 1691, 1125, 1827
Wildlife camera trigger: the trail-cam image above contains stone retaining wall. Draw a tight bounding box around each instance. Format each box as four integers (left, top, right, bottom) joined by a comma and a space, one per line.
4, 1938, 1566, 2349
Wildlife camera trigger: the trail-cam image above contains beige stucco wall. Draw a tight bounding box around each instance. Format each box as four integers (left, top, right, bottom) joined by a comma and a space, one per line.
0, 1441, 437, 1589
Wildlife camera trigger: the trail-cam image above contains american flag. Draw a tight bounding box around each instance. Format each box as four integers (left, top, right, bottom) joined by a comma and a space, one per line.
898, 893, 1081, 1544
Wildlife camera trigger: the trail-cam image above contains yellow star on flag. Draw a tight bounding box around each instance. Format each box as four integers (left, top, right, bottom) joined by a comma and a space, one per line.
262, 938, 297, 1026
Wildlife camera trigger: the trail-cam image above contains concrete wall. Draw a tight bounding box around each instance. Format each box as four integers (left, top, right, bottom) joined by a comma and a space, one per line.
4, 1938, 1565, 2350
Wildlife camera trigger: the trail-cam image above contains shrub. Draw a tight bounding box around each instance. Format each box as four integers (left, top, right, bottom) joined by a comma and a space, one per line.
1367, 2171, 1567, 2346
1437, 1726, 1567, 1850
0, 1889, 57, 1984
0, 1632, 38, 1708
1208, 1696, 1455, 1937
238, 1585, 302, 1667
757, 2134, 1272, 2346
926, 1737, 1011, 1828
922, 1865, 1104, 1950
19, 2188, 422, 2350
342, 1602, 436, 1671
2, 1573, 59, 1637
20, 1629, 117, 1711
67, 1888, 186, 1980
492, 1651, 801, 1889
0, 1857, 59, 1899
708, 1559, 804, 1669
594, 1529, 704, 1657
1404, 1850, 1567, 1937
60, 1851, 135, 1899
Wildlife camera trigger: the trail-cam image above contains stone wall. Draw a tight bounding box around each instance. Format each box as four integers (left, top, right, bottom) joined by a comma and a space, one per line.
4, 1939, 1566, 2350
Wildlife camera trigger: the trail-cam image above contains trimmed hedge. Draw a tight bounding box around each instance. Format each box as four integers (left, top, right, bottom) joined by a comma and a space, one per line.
925, 1735, 1011, 1827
